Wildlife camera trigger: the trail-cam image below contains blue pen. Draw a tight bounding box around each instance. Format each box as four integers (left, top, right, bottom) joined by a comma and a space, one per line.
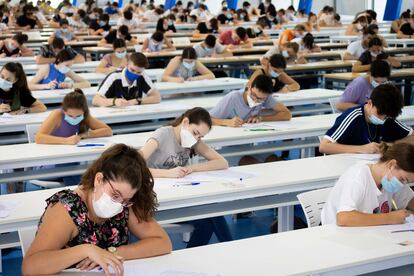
77, 143, 105, 147
173, 182, 201, 187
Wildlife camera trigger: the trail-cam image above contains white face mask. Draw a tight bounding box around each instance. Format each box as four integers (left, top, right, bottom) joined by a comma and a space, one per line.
282, 50, 290, 58
183, 61, 195, 70
92, 189, 123, 218
58, 65, 70, 74
247, 94, 261, 108
7, 41, 16, 51
180, 127, 197, 148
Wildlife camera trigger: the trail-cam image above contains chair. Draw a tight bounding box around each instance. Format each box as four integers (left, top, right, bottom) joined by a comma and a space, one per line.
25, 124, 63, 189
297, 187, 332, 228
328, 98, 340, 114
18, 226, 37, 257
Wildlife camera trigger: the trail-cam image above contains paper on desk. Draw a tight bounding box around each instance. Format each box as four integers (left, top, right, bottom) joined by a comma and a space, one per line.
77, 138, 111, 147
0, 113, 15, 122
350, 154, 380, 161
0, 200, 21, 218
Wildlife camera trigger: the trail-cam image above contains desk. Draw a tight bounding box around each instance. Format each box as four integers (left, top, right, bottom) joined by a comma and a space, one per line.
330, 34, 398, 43
324, 69, 414, 105
250, 60, 355, 74
60, 224, 414, 276
5, 89, 343, 134
0, 154, 371, 235
23, 61, 101, 75
0, 57, 36, 66
386, 38, 414, 48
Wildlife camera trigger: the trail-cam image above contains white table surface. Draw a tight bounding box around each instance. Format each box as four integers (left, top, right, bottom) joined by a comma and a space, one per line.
60, 224, 414, 276
1, 89, 343, 133
0, 56, 36, 66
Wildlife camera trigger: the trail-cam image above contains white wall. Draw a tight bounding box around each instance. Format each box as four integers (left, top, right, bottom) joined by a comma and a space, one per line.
401, 0, 414, 12
336, 0, 367, 16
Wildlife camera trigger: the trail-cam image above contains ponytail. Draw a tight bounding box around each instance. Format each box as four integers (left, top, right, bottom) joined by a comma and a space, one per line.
379, 143, 414, 173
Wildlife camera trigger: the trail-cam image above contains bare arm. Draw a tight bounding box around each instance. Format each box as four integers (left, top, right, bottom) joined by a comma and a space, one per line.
277, 72, 300, 92
319, 138, 380, 154
28, 100, 47, 113
336, 102, 358, 112
66, 71, 91, 88
188, 141, 228, 172
261, 102, 291, 121
35, 55, 56, 64
336, 209, 409, 226
96, 58, 116, 74
352, 61, 370, 72
127, 88, 161, 105
161, 57, 184, 82
191, 61, 215, 80
35, 110, 79, 144
343, 52, 358, 61
80, 116, 113, 139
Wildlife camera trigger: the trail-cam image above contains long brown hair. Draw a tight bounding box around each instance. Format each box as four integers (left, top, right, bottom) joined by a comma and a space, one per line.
80, 144, 157, 221
170, 107, 212, 129
62, 89, 90, 133
379, 143, 414, 173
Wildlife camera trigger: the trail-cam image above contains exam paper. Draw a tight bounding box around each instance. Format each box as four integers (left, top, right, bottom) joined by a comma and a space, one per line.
0, 200, 21, 218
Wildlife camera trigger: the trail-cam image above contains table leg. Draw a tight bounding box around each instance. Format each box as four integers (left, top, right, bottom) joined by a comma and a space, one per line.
278, 205, 294, 232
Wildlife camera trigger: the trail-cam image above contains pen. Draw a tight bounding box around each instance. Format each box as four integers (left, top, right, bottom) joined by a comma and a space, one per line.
248, 128, 276, 131
173, 182, 201, 187
391, 229, 414, 233
77, 143, 105, 147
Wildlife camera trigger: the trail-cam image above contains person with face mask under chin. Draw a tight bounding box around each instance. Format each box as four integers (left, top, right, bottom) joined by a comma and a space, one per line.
22, 144, 172, 275
322, 142, 414, 226
50, 18, 78, 44
139, 107, 233, 248
0, 33, 33, 58
28, 49, 91, 91
248, 54, 300, 94
0, 62, 46, 115
161, 47, 215, 83
319, 84, 413, 155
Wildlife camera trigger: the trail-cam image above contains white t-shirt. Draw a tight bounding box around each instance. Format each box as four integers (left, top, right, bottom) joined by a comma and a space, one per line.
117, 17, 140, 29
322, 163, 414, 225
346, 40, 365, 59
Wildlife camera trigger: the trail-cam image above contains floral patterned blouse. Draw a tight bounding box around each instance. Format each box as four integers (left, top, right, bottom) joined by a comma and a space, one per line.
39, 189, 129, 249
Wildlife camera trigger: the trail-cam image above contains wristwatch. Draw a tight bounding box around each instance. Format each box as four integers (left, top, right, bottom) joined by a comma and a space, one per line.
107, 246, 117, 254
137, 98, 142, 105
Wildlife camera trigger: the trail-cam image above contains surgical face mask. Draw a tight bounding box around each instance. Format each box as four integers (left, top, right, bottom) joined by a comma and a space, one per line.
115, 51, 127, 59
370, 51, 378, 57
180, 127, 197, 148
270, 69, 279, 78
89, 14, 96, 19
204, 46, 214, 54
58, 65, 70, 74
381, 169, 404, 193
168, 21, 173, 26
99, 20, 106, 27
369, 114, 385, 125
125, 68, 140, 82
61, 28, 68, 32
226, 13, 232, 19
92, 187, 123, 218
183, 61, 195, 70
282, 50, 290, 58
7, 41, 16, 51
0, 77, 13, 90
247, 94, 262, 108
371, 80, 380, 88
64, 114, 84, 126
240, 14, 245, 20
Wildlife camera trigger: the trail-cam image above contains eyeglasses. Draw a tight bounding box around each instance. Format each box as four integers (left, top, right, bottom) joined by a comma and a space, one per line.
107, 181, 134, 207
250, 89, 268, 103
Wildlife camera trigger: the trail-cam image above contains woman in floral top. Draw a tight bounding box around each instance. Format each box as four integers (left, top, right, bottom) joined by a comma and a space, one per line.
22, 144, 172, 275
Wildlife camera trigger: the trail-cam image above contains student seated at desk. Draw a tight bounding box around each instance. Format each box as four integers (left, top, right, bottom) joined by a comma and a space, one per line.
218, 27, 253, 48
247, 18, 270, 39
397, 14, 414, 39
89, 13, 111, 36
336, 60, 390, 112
117, 9, 140, 30
192, 17, 219, 36
345, 15, 368, 36
0, 33, 32, 58
318, 5, 335, 26
262, 42, 307, 65
96, 39, 128, 74
303, 12, 320, 32
248, 54, 300, 93
210, 75, 291, 127
293, 33, 321, 53
36, 37, 85, 65
139, 107, 232, 248
322, 143, 414, 226
98, 25, 137, 47
352, 37, 401, 73
391, 10, 410, 33
367, 24, 389, 47
49, 18, 78, 44
36, 89, 112, 145
142, 31, 176, 52
343, 28, 375, 60
156, 17, 176, 33
22, 143, 172, 275
277, 24, 306, 47
162, 47, 214, 83
29, 49, 91, 91
16, 4, 43, 29
319, 84, 413, 155
0, 62, 46, 114
93, 52, 161, 107
193, 35, 232, 58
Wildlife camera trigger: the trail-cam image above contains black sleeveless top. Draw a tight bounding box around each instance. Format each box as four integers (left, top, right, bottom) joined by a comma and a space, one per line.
262, 69, 285, 92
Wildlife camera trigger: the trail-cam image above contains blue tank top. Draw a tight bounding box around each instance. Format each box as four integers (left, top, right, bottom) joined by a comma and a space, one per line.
51, 110, 80, 137
39, 64, 66, 84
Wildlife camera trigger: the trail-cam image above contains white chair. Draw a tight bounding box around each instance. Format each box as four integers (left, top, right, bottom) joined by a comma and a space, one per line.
25, 124, 63, 189
18, 226, 37, 257
297, 187, 332, 228
328, 98, 340, 114
172, 37, 191, 45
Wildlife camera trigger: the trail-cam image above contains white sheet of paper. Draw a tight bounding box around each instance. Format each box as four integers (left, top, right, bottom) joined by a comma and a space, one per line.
350, 154, 381, 161
0, 200, 21, 218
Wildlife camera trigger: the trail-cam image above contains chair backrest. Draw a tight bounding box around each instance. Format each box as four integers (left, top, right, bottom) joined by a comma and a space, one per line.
297, 187, 332, 228
18, 226, 37, 256
172, 37, 191, 45
328, 98, 340, 114
25, 124, 42, 144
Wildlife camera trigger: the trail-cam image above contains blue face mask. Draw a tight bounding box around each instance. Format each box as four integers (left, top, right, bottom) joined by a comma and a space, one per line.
369, 114, 385, 125
381, 170, 404, 193
99, 20, 106, 27
64, 114, 84, 126
183, 61, 195, 70
270, 69, 280, 78
125, 68, 140, 82
115, 51, 127, 59
0, 77, 13, 90
371, 80, 380, 88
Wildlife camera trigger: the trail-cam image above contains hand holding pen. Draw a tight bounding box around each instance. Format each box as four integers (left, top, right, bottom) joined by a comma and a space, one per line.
230, 108, 243, 127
